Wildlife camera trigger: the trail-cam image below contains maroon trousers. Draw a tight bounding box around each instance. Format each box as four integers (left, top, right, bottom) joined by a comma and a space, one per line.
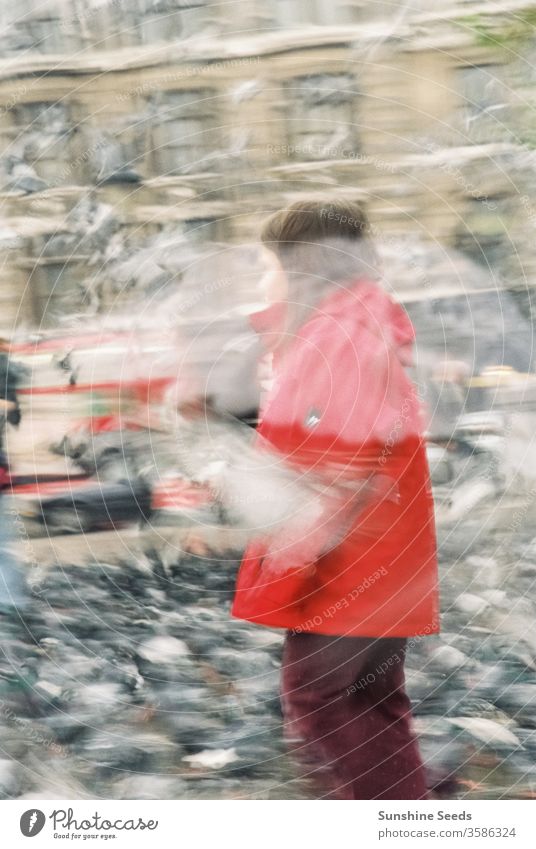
280, 631, 429, 800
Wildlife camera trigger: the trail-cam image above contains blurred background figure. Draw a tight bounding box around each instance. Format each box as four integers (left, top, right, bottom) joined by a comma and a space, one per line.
0, 338, 27, 614
0, 337, 22, 451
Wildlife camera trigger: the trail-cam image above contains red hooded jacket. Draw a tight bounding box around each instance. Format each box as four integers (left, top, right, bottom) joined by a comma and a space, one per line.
231, 280, 439, 637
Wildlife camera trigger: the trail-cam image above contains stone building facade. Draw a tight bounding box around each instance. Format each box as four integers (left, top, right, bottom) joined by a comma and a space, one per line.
1, 0, 536, 330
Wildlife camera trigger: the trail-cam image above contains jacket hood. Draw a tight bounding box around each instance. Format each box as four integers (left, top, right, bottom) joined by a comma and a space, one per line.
318, 280, 415, 364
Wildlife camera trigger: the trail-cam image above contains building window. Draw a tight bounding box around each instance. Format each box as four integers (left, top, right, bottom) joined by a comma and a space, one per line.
11, 101, 67, 131
10, 102, 73, 185
454, 196, 507, 266
139, 0, 213, 43
285, 74, 359, 160
182, 218, 220, 242
150, 89, 217, 176
272, 0, 363, 26
34, 262, 84, 325
456, 65, 510, 145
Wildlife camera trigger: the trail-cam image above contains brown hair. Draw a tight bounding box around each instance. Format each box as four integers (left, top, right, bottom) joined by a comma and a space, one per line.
261, 198, 370, 254
258, 199, 378, 342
